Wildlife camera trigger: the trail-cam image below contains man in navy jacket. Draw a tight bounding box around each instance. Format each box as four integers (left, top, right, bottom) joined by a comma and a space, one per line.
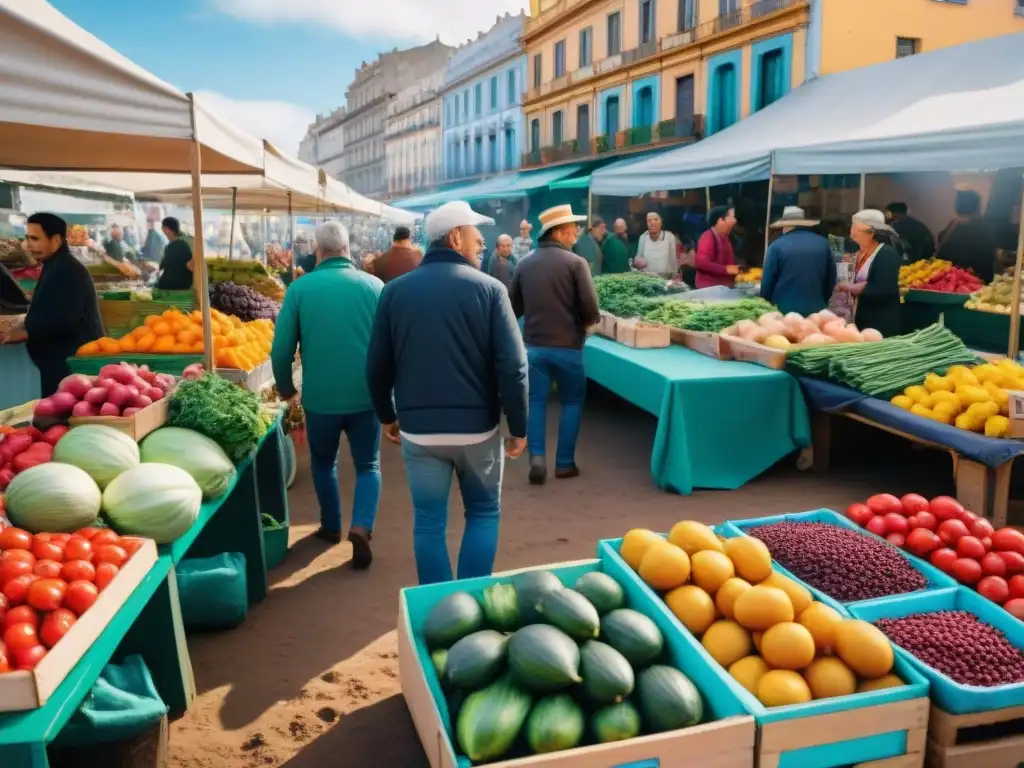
366, 201, 528, 585
761, 207, 837, 317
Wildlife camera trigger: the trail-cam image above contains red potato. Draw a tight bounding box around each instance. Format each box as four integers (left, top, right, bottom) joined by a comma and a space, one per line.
900, 493, 930, 515
951, 558, 983, 585
929, 496, 964, 521
883, 513, 909, 536
49, 392, 77, 415
144, 386, 164, 401
977, 575, 1010, 605
71, 401, 99, 418
938, 519, 970, 547
866, 516, 888, 537
98, 402, 121, 417
58, 375, 94, 399
83, 386, 110, 405
866, 494, 903, 516
132, 394, 153, 410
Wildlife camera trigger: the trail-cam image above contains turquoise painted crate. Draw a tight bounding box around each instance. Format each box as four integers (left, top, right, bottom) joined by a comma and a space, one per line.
597, 537, 931, 768
398, 558, 756, 768
723, 509, 957, 609
851, 586, 1024, 715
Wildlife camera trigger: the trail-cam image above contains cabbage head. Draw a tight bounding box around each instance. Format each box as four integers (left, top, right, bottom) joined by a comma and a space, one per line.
6, 463, 101, 532
140, 427, 236, 499
102, 463, 201, 544
53, 424, 140, 489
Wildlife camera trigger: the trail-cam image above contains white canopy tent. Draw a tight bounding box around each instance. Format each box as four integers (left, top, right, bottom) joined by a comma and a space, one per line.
590, 33, 1024, 196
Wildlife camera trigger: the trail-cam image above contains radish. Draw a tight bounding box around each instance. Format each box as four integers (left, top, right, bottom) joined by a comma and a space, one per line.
121, 407, 141, 416
84, 386, 109, 405
99, 402, 121, 416
71, 400, 98, 417
50, 391, 79, 414
106, 384, 132, 408
154, 373, 177, 391
98, 364, 125, 380
144, 386, 164, 401
58, 374, 94, 399
133, 394, 153, 409
33, 398, 58, 418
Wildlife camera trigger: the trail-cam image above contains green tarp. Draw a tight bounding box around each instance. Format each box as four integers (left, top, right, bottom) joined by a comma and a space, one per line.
392, 165, 586, 210
583, 337, 810, 493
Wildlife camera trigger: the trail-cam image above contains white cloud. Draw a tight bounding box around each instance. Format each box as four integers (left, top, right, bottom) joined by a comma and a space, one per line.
195, 90, 315, 156
211, 0, 529, 45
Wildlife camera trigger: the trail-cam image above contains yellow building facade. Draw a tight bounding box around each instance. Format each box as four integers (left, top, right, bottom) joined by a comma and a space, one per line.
521, 0, 1024, 169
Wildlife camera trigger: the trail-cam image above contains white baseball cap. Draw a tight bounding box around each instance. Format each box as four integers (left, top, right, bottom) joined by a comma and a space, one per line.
425, 201, 495, 242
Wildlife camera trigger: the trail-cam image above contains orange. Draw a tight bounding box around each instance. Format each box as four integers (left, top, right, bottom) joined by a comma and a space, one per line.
77, 341, 101, 356
152, 321, 172, 336
716, 578, 752, 620
144, 314, 162, 328
190, 341, 205, 353
664, 585, 716, 635
177, 329, 197, 344
118, 336, 137, 352
690, 550, 735, 595
135, 333, 156, 352
760, 622, 816, 670
171, 342, 192, 354
798, 603, 844, 654
152, 336, 175, 353
99, 337, 119, 354
733, 586, 794, 631
620, 529, 664, 571
638, 542, 691, 591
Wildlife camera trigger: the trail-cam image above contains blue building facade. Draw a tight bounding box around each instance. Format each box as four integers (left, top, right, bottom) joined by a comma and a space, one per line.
441, 12, 527, 182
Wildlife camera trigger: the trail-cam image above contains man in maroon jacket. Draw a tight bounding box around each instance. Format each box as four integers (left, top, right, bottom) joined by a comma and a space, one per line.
694, 206, 740, 289
372, 226, 422, 283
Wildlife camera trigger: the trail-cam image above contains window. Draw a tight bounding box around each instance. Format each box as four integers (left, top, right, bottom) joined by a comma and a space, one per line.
490, 76, 498, 109
463, 90, 470, 118
533, 54, 543, 88
896, 37, 920, 58
577, 103, 591, 149
530, 119, 541, 152
605, 96, 620, 136
712, 63, 738, 131
1018, 0, 1024, 16
579, 27, 593, 67
607, 12, 622, 56
488, 135, 497, 171
640, 0, 656, 44
757, 49, 785, 110
554, 40, 566, 78
475, 84, 483, 116
507, 69, 517, 105
504, 128, 515, 170
678, 0, 696, 30
552, 111, 564, 145
675, 74, 695, 133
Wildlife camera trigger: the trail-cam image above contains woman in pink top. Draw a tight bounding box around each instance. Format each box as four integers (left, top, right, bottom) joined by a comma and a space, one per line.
694, 206, 740, 288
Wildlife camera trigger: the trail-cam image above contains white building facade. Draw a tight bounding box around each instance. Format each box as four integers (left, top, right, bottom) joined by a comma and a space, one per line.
297, 107, 346, 180
441, 13, 528, 182
385, 70, 445, 199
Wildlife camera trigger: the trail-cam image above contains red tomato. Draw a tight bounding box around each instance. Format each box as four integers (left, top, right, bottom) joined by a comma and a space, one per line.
929, 496, 964, 521
33, 559, 62, 579
956, 536, 986, 560
992, 528, 1024, 556
2, 574, 37, 605
886, 533, 906, 548
938, 519, 970, 547
930, 547, 958, 572
31, 540, 63, 563
94, 563, 119, 591
3, 622, 39, 651
63, 580, 99, 616
1009, 574, 1024, 600
969, 518, 995, 539
981, 551, 1008, 577
867, 494, 903, 516
1005, 598, 1024, 621
73, 528, 103, 540
0, 645, 8, 673
906, 528, 941, 557
26, 579, 66, 612
951, 558, 983, 585
118, 538, 145, 557
3, 605, 38, 632
32, 533, 52, 542
49, 533, 71, 545
846, 503, 874, 526
977, 575, 1010, 605
0, 593, 7, 624
0, 528, 33, 551
0, 557, 34, 586
13, 644, 46, 670
60, 560, 95, 583
63, 537, 93, 563
912, 511, 937, 531
883, 513, 909, 536
93, 545, 128, 568
39, 608, 76, 649
997, 550, 1024, 575
981, 536, 993, 552
900, 493, 930, 515
866, 516, 888, 537
90, 530, 120, 547
0, 548, 35, 564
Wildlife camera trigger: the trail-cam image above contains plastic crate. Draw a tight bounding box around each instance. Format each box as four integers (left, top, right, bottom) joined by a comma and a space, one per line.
597, 536, 931, 768
723, 509, 956, 609
67, 354, 201, 377
851, 586, 1024, 715
262, 523, 289, 570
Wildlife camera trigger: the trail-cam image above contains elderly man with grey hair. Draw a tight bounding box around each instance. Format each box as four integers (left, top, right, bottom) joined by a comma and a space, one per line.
487, 233, 516, 290
366, 200, 528, 585
271, 220, 385, 568
512, 219, 534, 261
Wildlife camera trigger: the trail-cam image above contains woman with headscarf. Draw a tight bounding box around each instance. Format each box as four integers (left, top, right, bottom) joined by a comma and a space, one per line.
836, 209, 902, 337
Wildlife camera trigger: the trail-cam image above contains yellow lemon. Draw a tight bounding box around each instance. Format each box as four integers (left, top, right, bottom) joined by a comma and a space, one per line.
729, 656, 770, 695
621, 529, 665, 570
668, 521, 724, 557
691, 550, 736, 595
715, 577, 752, 620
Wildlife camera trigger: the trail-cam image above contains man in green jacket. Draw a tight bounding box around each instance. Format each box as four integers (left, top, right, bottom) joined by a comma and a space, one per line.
601, 221, 631, 273
270, 221, 384, 568
573, 217, 606, 275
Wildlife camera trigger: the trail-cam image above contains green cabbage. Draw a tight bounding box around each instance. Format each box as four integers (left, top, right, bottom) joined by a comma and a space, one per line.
53, 425, 140, 489
139, 427, 236, 499
6, 463, 102, 532
102, 463, 202, 544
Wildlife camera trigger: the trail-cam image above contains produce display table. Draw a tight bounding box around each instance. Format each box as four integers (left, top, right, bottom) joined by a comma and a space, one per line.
800, 377, 1024, 526
943, 306, 1023, 356
0, 417, 291, 767
900, 290, 969, 334
583, 337, 811, 493
0, 343, 39, 412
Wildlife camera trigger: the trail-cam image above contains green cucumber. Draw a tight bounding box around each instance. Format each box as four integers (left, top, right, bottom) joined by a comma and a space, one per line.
536, 588, 600, 641
600, 608, 665, 668
446, 630, 509, 689
591, 701, 642, 743
456, 675, 532, 763
580, 640, 635, 704
423, 592, 484, 649
574, 572, 626, 615
525, 694, 585, 754
513, 570, 563, 624
480, 582, 519, 631
430, 648, 448, 681
636, 665, 704, 733
508, 624, 582, 692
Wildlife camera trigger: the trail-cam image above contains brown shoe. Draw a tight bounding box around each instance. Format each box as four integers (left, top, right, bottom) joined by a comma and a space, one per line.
348, 527, 373, 570
555, 465, 580, 479
314, 528, 342, 545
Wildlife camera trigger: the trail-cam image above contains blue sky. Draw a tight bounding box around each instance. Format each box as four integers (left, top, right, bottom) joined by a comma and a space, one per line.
50, 0, 527, 154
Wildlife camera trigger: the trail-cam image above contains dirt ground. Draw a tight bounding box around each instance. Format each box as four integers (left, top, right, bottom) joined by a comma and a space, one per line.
168, 385, 959, 768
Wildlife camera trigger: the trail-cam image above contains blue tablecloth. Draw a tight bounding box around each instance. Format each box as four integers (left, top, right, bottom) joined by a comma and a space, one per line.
799, 376, 1024, 468
0, 343, 39, 411
584, 337, 810, 493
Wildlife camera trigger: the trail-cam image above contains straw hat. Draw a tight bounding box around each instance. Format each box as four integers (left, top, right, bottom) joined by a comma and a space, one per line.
537, 204, 588, 237
770, 206, 820, 229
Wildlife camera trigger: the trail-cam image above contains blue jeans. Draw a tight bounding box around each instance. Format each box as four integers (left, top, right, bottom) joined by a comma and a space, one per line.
305, 410, 382, 534
526, 346, 586, 469
401, 434, 504, 585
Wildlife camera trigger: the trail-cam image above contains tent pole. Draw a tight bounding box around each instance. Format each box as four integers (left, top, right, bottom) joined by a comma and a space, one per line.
705, 187, 711, 212
587, 186, 593, 227
763, 155, 776, 253
228, 187, 237, 261
187, 94, 215, 373
858, 174, 866, 210
1007, 179, 1024, 359
288, 191, 295, 282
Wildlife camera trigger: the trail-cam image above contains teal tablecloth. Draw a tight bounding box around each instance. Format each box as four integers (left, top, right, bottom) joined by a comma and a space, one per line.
0, 343, 39, 411
583, 337, 810, 493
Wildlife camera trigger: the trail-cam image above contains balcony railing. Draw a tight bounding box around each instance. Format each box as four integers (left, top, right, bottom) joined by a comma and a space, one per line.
521, 114, 704, 168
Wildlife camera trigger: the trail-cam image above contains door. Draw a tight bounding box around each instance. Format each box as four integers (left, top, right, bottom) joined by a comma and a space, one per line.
675, 74, 695, 134
636, 87, 654, 127
530, 119, 541, 152
552, 111, 563, 146
605, 96, 620, 137
577, 104, 591, 150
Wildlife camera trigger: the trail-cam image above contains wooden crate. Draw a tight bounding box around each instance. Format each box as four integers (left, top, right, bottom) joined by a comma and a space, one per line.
616, 320, 670, 348
598, 312, 618, 339
925, 703, 1024, 768
68, 396, 169, 441
217, 360, 274, 392
757, 697, 929, 768
0, 400, 36, 427
671, 328, 729, 359
0, 539, 158, 712
719, 334, 786, 369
